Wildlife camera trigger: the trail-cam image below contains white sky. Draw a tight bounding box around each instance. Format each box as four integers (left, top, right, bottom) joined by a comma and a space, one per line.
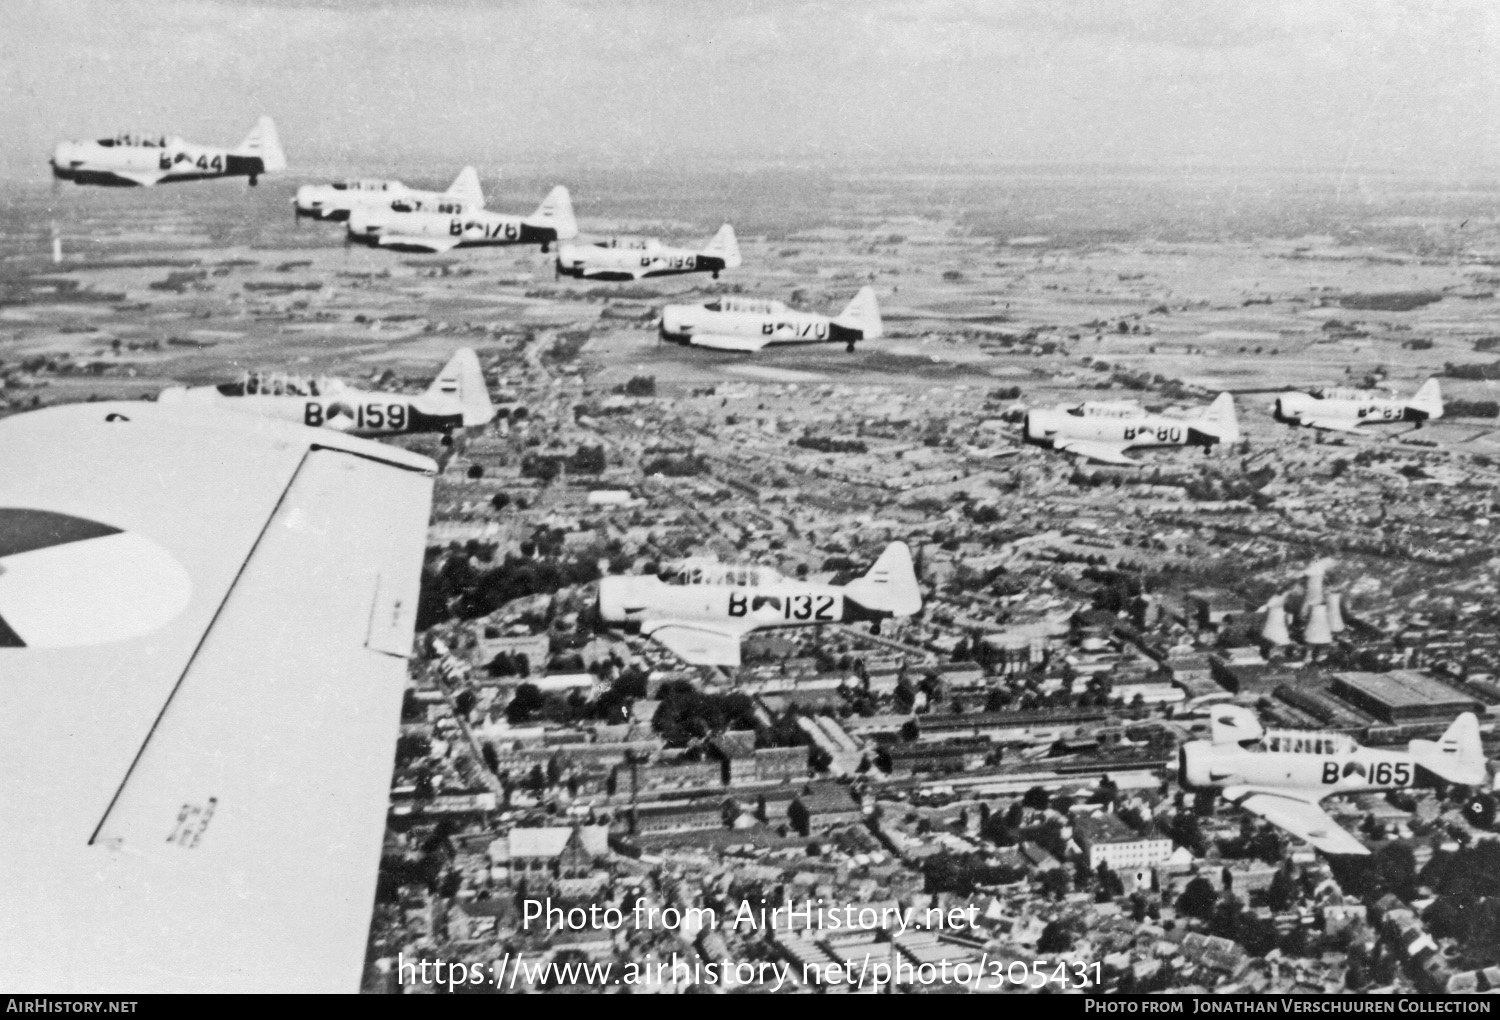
3, 0, 1497, 179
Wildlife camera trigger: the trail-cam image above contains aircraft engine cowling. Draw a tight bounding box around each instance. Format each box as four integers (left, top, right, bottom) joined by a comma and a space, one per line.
1178, 742, 1218, 790
658, 306, 692, 340
294, 185, 324, 217
1022, 409, 1062, 445
597, 575, 653, 626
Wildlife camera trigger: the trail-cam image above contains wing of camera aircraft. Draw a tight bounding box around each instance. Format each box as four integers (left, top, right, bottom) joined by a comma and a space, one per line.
0, 401, 435, 992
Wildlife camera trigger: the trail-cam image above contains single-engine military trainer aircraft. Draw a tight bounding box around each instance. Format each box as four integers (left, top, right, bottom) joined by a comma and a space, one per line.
555, 224, 741, 281
346, 185, 576, 253
51, 117, 286, 187
294, 166, 485, 222
157, 348, 494, 438
598, 542, 922, 667
1022, 393, 1240, 465
1273, 378, 1444, 433
658, 286, 883, 353
1178, 704, 1487, 855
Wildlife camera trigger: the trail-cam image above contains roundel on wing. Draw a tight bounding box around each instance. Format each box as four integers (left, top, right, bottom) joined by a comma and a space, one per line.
0, 508, 192, 648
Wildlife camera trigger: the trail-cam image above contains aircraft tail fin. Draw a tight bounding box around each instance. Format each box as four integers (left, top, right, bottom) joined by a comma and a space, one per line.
425, 348, 494, 428
834, 286, 883, 339
842, 542, 922, 617
1408, 377, 1444, 420
235, 117, 286, 173
530, 185, 578, 240
1409, 712, 1486, 786
1194, 392, 1241, 444
703, 224, 741, 268
446, 166, 484, 208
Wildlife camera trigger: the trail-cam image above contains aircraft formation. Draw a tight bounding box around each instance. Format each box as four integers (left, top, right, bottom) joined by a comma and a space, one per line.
24, 116, 1487, 996
1019, 376, 1448, 468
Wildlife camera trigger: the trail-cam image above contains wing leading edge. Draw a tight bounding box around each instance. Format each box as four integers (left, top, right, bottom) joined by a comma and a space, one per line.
1223, 786, 1370, 856
0, 402, 436, 992
1054, 438, 1137, 465
688, 333, 773, 352
642, 619, 754, 666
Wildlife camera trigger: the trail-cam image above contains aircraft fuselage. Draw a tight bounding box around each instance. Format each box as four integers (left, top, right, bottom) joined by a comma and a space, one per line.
1179, 740, 1418, 797
1274, 394, 1428, 428
1024, 409, 1216, 451
162, 387, 464, 437
350, 210, 560, 250
52, 142, 266, 187
599, 575, 854, 632
658, 308, 860, 347
558, 244, 726, 281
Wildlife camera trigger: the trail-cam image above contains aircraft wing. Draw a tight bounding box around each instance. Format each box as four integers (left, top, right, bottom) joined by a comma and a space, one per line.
0, 401, 436, 991
1295, 417, 1364, 434
689, 333, 773, 353
112, 169, 171, 187
1053, 438, 1138, 465
378, 234, 463, 253
641, 619, 754, 666
1224, 786, 1370, 856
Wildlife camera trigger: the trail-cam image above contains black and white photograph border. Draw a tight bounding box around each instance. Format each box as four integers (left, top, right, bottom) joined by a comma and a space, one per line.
4, 0, 1500, 998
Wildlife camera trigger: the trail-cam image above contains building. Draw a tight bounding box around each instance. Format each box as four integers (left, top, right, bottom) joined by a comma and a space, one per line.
1186, 590, 1250, 630
474, 630, 550, 672
1071, 813, 1175, 872
629, 800, 728, 837
879, 739, 989, 777
1210, 651, 1296, 695
1330, 670, 1483, 724
489, 825, 609, 888
789, 784, 865, 834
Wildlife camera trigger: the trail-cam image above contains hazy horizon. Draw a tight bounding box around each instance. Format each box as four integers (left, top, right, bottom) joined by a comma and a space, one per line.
3, 1, 1499, 184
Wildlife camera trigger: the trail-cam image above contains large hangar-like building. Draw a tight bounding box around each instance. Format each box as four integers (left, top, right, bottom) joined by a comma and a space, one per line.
1330, 670, 1483, 724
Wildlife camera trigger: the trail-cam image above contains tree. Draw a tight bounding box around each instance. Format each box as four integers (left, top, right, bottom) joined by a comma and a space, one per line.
1037, 920, 1074, 953
1267, 866, 1297, 912
507, 683, 545, 723
1022, 786, 1051, 811
1177, 876, 1218, 921
1039, 867, 1071, 900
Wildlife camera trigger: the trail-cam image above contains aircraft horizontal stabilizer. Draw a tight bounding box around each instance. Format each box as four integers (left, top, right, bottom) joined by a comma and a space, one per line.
378, 235, 463, 254
642, 620, 751, 666
689, 333, 772, 352
1056, 439, 1137, 465
1225, 788, 1370, 856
